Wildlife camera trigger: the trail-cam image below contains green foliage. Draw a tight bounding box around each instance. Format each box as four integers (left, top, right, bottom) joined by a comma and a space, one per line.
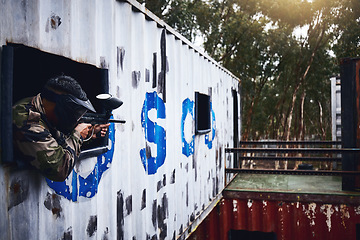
137, 0, 360, 141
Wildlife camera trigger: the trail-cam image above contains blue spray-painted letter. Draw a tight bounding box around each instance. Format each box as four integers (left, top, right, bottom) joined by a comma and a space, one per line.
140, 92, 166, 175
181, 98, 195, 157
46, 122, 116, 201
205, 103, 216, 149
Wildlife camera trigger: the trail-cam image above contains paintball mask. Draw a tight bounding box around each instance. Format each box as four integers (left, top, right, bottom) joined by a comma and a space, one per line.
41, 88, 96, 134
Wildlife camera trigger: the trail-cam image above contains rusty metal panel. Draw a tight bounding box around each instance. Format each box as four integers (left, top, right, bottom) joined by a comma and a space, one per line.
189, 197, 360, 240
190, 172, 360, 240
0, 0, 240, 239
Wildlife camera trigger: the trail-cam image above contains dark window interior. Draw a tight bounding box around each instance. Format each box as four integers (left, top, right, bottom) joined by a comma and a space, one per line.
195, 91, 211, 134
1, 44, 109, 162
228, 229, 277, 240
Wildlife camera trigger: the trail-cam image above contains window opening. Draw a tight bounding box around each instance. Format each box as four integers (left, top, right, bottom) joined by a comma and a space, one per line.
195, 92, 211, 134
1, 43, 110, 162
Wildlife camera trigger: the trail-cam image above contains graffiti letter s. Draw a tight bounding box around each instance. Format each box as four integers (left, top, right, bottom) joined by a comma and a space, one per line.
140, 91, 166, 175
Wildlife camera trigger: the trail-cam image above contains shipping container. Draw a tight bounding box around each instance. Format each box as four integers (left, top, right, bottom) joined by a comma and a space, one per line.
189, 174, 360, 240
0, 0, 240, 239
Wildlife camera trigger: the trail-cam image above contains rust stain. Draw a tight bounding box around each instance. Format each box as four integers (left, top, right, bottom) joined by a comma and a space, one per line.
8, 178, 29, 210
11, 182, 21, 194
44, 192, 62, 218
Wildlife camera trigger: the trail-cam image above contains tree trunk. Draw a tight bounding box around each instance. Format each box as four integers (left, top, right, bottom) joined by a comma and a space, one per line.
318, 100, 326, 140
299, 90, 306, 140
242, 95, 256, 141
285, 82, 301, 141
294, 90, 306, 169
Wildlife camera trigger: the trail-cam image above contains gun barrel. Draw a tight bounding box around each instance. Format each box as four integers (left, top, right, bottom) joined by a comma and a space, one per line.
109, 119, 126, 124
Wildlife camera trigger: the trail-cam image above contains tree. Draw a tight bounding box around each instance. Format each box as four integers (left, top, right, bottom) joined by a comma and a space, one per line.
137, 0, 200, 41
137, 0, 359, 141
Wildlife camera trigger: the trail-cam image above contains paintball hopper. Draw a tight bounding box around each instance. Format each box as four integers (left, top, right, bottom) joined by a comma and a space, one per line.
96, 94, 123, 111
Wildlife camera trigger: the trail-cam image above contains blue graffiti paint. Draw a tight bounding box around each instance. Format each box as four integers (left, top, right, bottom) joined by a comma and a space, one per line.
205, 103, 216, 149
181, 98, 195, 157
140, 91, 166, 175
46, 122, 115, 201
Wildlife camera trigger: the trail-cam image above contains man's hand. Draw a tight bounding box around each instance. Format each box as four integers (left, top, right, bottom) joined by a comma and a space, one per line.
75, 123, 93, 139
91, 123, 111, 139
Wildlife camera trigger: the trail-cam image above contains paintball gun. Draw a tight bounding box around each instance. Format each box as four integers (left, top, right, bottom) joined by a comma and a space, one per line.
80, 94, 126, 125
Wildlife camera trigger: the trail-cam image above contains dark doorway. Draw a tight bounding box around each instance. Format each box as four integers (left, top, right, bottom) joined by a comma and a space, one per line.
232, 89, 239, 168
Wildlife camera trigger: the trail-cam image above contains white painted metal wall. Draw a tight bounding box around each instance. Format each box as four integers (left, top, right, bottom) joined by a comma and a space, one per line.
0, 0, 240, 239
330, 76, 341, 142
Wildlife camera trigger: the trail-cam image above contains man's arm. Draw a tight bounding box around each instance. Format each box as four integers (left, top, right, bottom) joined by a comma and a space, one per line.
14, 123, 92, 182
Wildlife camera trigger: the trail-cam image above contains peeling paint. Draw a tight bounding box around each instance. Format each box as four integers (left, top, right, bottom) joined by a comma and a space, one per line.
191, 196, 360, 240
304, 203, 317, 226
45, 13, 61, 32
232, 200, 238, 212
44, 192, 62, 218
247, 199, 253, 208
132, 71, 141, 88
126, 195, 133, 216
141, 189, 146, 210
61, 227, 72, 240
117, 46, 125, 73
355, 206, 360, 215
8, 178, 29, 210
170, 169, 175, 184
320, 204, 334, 232
340, 204, 350, 228
117, 190, 124, 240
86, 215, 97, 237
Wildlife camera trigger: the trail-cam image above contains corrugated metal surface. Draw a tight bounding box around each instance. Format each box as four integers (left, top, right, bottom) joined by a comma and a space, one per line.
0, 0, 240, 239
189, 191, 360, 240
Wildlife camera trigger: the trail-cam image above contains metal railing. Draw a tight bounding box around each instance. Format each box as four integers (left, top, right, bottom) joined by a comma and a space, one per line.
225, 141, 360, 176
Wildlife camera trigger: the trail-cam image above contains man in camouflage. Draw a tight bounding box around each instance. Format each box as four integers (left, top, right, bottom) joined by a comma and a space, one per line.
13, 75, 109, 182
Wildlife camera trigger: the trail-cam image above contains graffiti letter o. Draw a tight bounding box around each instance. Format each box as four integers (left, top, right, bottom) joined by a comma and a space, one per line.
46, 122, 116, 202
181, 98, 195, 157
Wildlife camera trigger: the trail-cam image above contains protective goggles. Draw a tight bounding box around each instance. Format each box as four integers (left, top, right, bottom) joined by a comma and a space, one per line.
41, 87, 96, 120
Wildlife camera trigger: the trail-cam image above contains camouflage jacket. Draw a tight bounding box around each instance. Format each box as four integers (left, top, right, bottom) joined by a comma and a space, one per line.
12, 94, 83, 182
